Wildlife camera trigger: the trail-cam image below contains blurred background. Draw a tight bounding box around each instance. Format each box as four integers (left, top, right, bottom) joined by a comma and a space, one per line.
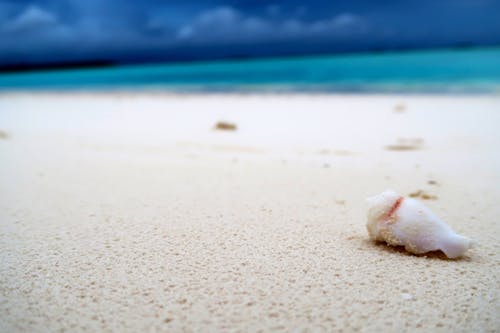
1, 0, 500, 92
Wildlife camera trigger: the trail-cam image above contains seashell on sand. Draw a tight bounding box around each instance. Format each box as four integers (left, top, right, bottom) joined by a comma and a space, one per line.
366, 190, 473, 258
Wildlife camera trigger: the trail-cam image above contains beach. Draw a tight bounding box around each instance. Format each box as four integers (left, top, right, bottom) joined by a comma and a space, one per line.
0, 93, 499, 332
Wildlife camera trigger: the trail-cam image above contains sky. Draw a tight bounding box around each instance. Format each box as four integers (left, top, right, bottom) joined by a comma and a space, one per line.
0, 0, 500, 65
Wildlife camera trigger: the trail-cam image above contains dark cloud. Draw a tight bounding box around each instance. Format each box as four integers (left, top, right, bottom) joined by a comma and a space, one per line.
3, 5, 58, 32
0, 0, 499, 64
175, 7, 367, 43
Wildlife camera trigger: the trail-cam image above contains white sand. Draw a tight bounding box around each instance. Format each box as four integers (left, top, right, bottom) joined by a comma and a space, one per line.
0, 93, 499, 332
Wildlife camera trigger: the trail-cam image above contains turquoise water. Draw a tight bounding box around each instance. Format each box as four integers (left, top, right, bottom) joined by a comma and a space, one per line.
1, 47, 500, 93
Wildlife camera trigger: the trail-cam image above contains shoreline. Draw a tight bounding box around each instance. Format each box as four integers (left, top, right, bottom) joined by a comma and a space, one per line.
0, 88, 500, 99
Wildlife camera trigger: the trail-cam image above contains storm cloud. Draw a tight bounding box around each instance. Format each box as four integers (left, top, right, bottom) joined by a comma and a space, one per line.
0, 0, 499, 64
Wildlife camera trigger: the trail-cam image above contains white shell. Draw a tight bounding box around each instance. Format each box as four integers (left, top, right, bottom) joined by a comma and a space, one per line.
366, 190, 473, 258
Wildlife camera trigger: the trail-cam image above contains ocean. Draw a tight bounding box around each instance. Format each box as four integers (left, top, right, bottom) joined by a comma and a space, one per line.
1, 47, 499, 93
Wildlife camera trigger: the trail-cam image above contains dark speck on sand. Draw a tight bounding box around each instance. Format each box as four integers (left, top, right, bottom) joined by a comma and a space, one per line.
385, 138, 424, 151
409, 190, 438, 200
394, 103, 407, 113
214, 121, 237, 131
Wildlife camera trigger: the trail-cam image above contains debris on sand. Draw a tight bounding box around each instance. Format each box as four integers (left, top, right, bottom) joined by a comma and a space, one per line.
408, 190, 438, 200
214, 121, 237, 131
385, 138, 424, 151
394, 103, 407, 113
